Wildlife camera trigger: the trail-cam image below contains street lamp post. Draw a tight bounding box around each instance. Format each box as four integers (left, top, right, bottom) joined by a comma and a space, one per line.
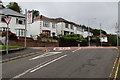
100, 23, 102, 46
88, 18, 96, 47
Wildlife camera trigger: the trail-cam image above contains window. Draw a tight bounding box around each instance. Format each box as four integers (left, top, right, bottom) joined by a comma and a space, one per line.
65, 23, 69, 28
70, 24, 74, 29
1, 16, 6, 22
43, 21, 49, 27
77, 27, 82, 31
3, 28, 6, 31
16, 18, 25, 25
0, 27, 7, 31
52, 23, 55, 28
16, 29, 25, 36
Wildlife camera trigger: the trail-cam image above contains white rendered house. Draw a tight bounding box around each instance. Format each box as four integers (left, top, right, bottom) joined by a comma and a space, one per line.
99, 34, 108, 42
55, 18, 83, 37
0, 3, 27, 37
29, 15, 57, 38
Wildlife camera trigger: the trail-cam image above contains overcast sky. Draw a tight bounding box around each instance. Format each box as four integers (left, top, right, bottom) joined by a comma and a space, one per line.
3, 0, 119, 34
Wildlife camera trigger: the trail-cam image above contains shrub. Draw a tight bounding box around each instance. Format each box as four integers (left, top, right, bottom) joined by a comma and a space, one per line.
2, 31, 17, 40
9, 32, 18, 40
52, 36, 59, 40
39, 33, 48, 38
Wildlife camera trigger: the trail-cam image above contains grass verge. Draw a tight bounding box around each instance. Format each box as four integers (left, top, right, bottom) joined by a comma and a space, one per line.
0, 45, 24, 50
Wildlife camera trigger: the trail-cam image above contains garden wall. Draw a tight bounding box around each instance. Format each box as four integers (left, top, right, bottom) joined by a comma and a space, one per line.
9, 39, 59, 47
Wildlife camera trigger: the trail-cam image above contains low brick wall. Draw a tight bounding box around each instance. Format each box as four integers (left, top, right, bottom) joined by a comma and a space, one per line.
9, 39, 59, 47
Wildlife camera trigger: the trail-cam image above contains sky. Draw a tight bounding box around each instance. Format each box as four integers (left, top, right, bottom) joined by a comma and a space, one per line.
2, 0, 120, 34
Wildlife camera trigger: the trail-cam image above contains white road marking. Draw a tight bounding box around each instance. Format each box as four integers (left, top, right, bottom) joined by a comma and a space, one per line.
12, 55, 67, 79
53, 47, 70, 51
13, 69, 31, 79
29, 52, 61, 60
72, 48, 81, 53
30, 55, 67, 73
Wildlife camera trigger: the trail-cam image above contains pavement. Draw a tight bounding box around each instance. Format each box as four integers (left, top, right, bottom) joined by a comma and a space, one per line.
1, 47, 120, 80
1, 48, 44, 63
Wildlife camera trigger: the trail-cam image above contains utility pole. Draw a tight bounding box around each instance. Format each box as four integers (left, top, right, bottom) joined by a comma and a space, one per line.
25, 9, 27, 48
100, 23, 102, 46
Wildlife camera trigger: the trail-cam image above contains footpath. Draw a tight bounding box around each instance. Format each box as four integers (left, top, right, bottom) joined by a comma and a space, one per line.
1, 48, 44, 63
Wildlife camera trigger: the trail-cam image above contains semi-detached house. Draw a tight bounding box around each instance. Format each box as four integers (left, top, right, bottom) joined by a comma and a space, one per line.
29, 15, 57, 38
29, 16, 84, 38
55, 18, 83, 37
0, 3, 27, 37
0, 2, 93, 39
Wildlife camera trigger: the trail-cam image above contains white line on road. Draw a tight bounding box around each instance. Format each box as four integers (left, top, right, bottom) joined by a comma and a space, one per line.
12, 55, 67, 79
30, 55, 67, 73
29, 52, 61, 60
72, 48, 81, 53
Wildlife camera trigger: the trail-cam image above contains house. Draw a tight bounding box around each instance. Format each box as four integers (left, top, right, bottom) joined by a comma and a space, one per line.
0, 2, 27, 37
30, 15, 92, 38
55, 18, 83, 37
98, 34, 108, 42
82, 28, 93, 38
28, 15, 57, 38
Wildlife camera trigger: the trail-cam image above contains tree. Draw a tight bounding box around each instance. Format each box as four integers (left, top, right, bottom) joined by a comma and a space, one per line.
28, 10, 40, 22
107, 34, 120, 46
6, 2, 22, 13
28, 10, 39, 18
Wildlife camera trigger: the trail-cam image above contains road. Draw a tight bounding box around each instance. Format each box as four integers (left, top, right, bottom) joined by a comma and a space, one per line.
1, 47, 120, 80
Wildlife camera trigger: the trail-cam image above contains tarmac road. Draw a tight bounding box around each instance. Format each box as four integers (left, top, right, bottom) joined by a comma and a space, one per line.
1, 47, 120, 80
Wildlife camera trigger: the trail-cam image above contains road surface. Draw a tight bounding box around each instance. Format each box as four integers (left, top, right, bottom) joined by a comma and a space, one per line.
1, 47, 120, 80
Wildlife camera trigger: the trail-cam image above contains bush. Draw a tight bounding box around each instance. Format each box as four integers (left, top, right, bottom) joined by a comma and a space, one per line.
39, 33, 48, 38
59, 36, 80, 42
52, 36, 59, 40
9, 32, 18, 40
91, 37, 100, 43
79, 38, 87, 42
66, 34, 79, 37
2, 31, 17, 40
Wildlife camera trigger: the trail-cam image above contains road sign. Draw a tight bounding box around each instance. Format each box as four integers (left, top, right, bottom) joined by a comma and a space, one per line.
4, 17, 11, 25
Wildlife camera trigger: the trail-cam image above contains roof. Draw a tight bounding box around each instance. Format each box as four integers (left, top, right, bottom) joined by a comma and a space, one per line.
54, 18, 79, 26
0, 8, 25, 18
34, 15, 55, 22
98, 34, 107, 37
34, 15, 80, 26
